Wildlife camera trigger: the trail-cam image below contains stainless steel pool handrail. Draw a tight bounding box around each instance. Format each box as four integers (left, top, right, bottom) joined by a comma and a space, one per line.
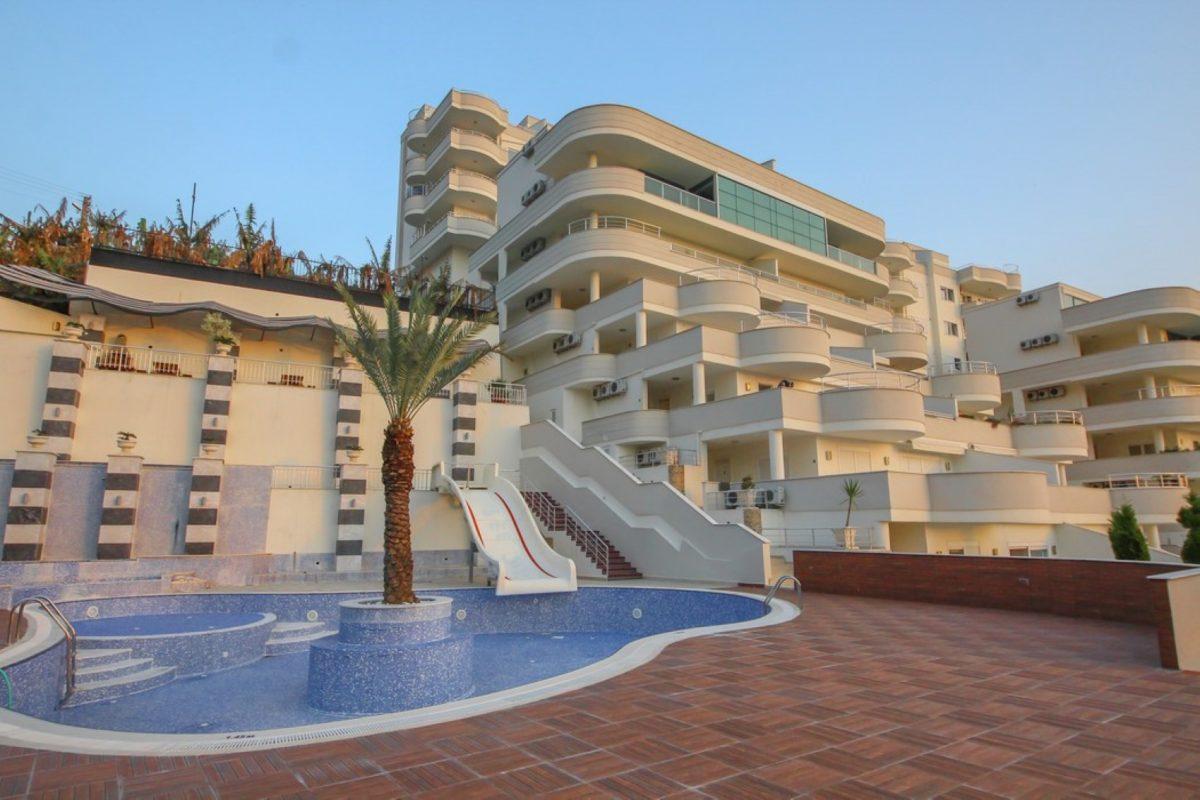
5, 596, 76, 703
763, 575, 802, 611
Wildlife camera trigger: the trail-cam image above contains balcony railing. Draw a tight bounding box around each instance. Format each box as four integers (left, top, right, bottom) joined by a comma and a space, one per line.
746, 310, 827, 330
1134, 384, 1200, 400
616, 448, 700, 469
931, 360, 997, 376
84, 343, 209, 379
825, 244, 879, 275
406, 168, 498, 200
868, 319, 926, 336
410, 210, 496, 245
643, 176, 718, 216
679, 265, 760, 286
820, 371, 924, 391
567, 215, 662, 238
1082, 473, 1189, 489
368, 468, 433, 491
1012, 410, 1084, 425
271, 466, 339, 490
235, 358, 336, 389
481, 381, 527, 405
762, 527, 884, 550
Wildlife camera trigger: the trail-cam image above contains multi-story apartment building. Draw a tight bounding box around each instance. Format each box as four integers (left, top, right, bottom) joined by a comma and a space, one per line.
964, 283, 1200, 549
455, 97, 1183, 563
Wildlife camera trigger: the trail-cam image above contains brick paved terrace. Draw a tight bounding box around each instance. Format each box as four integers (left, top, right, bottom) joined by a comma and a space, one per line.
4, 592, 1199, 799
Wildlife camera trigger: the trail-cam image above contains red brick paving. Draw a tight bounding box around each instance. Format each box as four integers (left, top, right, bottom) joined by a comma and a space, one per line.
4, 592, 1200, 798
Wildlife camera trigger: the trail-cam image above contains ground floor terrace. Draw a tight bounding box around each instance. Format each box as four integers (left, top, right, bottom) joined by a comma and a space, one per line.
4, 589, 1198, 799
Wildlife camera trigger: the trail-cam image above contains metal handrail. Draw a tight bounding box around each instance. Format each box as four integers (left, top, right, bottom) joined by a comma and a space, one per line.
930, 360, 997, 376
521, 481, 610, 576
1012, 410, 1083, 425
763, 575, 802, 610
5, 596, 77, 702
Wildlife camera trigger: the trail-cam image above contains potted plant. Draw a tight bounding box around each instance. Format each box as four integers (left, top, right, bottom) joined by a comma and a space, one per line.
26, 428, 48, 449
62, 320, 85, 340
116, 431, 138, 453
200, 442, 219, 457
741, 475, 756, 508
200, 312, 238, 355
345, 444, 364, 463
836, 478, 863, 549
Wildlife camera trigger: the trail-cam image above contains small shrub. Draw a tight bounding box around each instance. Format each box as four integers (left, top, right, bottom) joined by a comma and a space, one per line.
1178, 492, 1200, 565
1108, 504, 1150, 561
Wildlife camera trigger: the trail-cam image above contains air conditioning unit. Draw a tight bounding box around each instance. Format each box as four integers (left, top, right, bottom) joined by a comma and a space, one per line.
524, 288, 551, 312
1015, 291, 1041, 306
519, 237, 546, 262
1047, 385, 1065, 398
591, 382, 610, 400
1042, 333, 1059, 346
520, 180, 546, 206
1026, 384, 1066, 402
552, 332, 581, 353
755, 487, 786, 509
607, 379, 628, 398
1019, 339, 1033, 350
521, 141, 536, 159
635, 450, 663, 468
1024, 389, 1039, 402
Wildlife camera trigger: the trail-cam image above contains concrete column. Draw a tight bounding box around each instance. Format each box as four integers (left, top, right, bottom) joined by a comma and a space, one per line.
691, 362, 706, 406
451, 379, 478, 483
587, 152, 599, 169
498, 302, 508, 332
97, 452, 143, 559
3, 449, 57, 560
40, 337, 88, 460
334, 363, 364, 465
1145, 523, 1162, 550
589, 211, 600, 230
497, 250, 508, 281
1142, 374, 1158, 397
200, 354, 235, 459
1011, 389, 1027, 416
1153, 428, 1167, 453
184, 457, 222, 555
336, 462, 367, 571
768, 429, 785, 480
876, 521, 892, 552
1137, 323, 1150, 345
588, 270, 601, 303
634, 311, 647, 348
584, 328, 599, 354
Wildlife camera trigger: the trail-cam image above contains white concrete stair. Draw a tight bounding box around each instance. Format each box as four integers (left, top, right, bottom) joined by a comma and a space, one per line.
265, 621, 332, 655
65, 663, 177, 707
74, 647, 133, 668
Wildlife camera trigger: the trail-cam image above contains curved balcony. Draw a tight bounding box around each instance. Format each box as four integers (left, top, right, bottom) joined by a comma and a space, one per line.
503, 308, 575, 356
1062, 286, 1200, 337
929, 361, 1001, 414
885, 276, 919, 307
865, 319, 928, 370
818, 372, 926, 441
408, 212, 497, 264
956, 264, 1021, 299
406, 128, 505, 186
738, 312, 831, 379
877, 241, 917, 274
404, 89, 508, 152
677, 270, 761, 328
518, 353, 616, 396
580, 409, 669, 447
1011, 410, 1090, 460
403, 169, 498, 225
1001, 340, 1200, 391
1081, 388, 1200, 433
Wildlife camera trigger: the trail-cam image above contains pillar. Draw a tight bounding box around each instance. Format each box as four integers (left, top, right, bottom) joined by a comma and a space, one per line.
1153, 428, 1167, 454
334, 362, 363, 464
1145, 523, 1162, 550
184, 352, 233, 554
589, 211, 600, 230
589, 270, 601, 303
587, 152, 599, 169
497, 250, 507, 281
40, 337, 88, 460
634, 311, 647, 348
498, 303, 508, 333
97, 452, 143, 559
767, 429, 785, 480
1142, 374, 1158, 397
3, 449, 57, 560
336, 462, 367, 571
451, 379, 478, 483
1011, 389, 1027, 416
1137, 323, 1150, 345
584, 328, 599, 354
692, 362, 706, 406
876, 521, 892, 552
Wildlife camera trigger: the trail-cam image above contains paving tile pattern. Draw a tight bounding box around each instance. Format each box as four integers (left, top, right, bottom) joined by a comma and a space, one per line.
4, 592, 1199, 798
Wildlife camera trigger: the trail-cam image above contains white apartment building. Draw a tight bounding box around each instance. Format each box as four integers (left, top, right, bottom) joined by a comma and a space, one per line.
964, 283, 1200, 549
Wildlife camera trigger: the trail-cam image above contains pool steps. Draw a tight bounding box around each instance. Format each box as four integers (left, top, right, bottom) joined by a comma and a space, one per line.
64, 619, 331, 706
264, 621, 332, 655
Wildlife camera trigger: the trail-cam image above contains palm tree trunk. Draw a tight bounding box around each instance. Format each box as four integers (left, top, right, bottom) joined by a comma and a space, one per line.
381, 417, 418, 604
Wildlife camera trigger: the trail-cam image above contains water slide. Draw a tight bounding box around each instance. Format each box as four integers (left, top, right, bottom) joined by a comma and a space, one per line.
435, 465, 577, 595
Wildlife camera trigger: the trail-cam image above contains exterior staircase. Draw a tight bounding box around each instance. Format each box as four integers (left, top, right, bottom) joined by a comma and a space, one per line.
523, 491, 642, 580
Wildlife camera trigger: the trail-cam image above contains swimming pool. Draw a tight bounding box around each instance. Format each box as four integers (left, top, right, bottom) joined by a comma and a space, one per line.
0, 586, 798, 755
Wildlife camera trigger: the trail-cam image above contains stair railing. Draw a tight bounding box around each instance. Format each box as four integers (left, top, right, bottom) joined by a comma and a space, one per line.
521, 481, 611, 576
4, 596, 77, 703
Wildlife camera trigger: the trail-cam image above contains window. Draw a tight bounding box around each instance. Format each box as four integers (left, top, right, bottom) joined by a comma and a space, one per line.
1009, 546, 1049, 558
1128, 443, 1156, 456
940, 286, 955, 302
716, 177, 828, 258
945, 321, 960, 337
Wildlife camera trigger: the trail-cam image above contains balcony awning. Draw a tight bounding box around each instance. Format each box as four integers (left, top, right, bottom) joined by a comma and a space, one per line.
0, 263, 334, 332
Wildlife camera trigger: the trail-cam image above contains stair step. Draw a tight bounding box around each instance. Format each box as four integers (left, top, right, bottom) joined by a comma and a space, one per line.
75, 657, 155, 682
64, 665, 176, 707
268, 621, 326, 639
74, 647, 133, 667
265, 629, 332, 656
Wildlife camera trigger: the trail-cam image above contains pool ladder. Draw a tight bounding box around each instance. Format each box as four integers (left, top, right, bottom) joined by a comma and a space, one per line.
4, 596, 77, 704
763, 575, 802, 611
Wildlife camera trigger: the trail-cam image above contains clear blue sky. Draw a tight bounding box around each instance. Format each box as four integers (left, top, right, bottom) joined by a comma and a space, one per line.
2, 0, 1196, 296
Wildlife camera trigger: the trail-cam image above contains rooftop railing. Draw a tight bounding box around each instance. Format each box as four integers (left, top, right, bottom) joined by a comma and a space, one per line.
482, 381, 527, 405
643, 176, 718, 216
1133, 384, 1200, 400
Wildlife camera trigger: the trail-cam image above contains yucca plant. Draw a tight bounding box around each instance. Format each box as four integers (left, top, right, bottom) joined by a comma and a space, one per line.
331, 268, 499, 604
842, 479, 863, 529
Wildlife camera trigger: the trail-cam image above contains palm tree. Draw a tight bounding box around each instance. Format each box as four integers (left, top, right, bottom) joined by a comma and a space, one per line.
331, 269, 498, 604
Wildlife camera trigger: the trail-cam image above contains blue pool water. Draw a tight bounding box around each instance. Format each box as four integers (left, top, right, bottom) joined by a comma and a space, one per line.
9, 587, 770, 735
73, 612, 263, 636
